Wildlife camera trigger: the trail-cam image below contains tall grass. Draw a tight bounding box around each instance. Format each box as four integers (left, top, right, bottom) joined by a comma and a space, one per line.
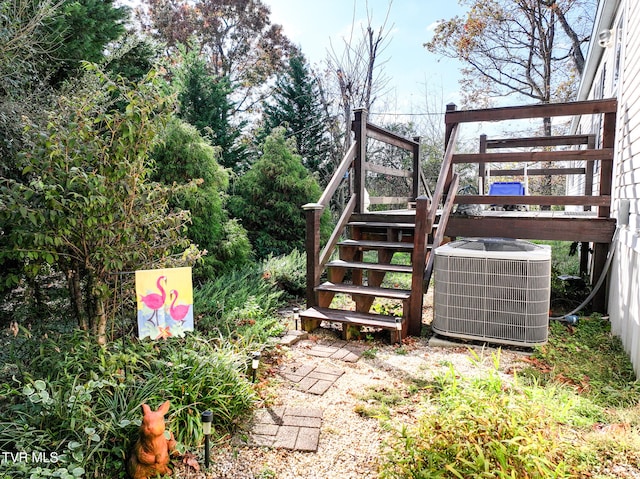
195, 262, 285, 346
381, 367, 600, 478
522, 315, 640, 408
381, 316, 640, 479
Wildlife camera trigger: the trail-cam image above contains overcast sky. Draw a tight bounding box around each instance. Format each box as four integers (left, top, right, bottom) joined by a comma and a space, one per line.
263, 0, 467, 118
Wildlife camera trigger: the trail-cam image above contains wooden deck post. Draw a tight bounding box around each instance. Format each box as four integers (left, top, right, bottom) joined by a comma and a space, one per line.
353, 108, 368, 213
444, 103, 457, 187
302, 203, 324, 309
412, 135, 421, 201
479, 134, 487, 195
591, 111, 616, 312
581, 135, 596, 276
408, 195, 431, 336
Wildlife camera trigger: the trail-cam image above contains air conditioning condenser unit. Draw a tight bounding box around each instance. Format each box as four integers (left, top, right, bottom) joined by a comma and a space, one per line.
433, 238, 551, 347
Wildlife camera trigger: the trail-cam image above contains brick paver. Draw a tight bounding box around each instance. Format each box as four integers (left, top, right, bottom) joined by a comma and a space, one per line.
279, 363, 344, 395
279, 330, 308, 346
300, 339, 365, 363
246, 407, 323, 452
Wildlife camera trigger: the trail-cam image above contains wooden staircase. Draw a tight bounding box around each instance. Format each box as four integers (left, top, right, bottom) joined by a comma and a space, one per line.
302, 217, 416, 343
300, 108, 459, 343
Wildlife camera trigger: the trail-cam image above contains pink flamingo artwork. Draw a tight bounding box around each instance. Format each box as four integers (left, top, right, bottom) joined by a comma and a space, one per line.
139, 276, 167, 326
168, 289, 191, 323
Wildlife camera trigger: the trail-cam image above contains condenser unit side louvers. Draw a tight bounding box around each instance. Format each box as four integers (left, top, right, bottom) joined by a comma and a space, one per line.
433, 238, 551, 347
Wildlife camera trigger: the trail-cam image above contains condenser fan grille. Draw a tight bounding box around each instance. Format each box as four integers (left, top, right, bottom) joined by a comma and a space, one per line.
433, 238, 551, 347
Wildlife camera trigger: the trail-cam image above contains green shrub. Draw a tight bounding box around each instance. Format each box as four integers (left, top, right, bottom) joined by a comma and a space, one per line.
139, 337, 255, 444
381, 367, 602, 479
151, 117, 252, 279
194, 261, 285, 347
227, 128, 329, 259
262, 249, 306, 298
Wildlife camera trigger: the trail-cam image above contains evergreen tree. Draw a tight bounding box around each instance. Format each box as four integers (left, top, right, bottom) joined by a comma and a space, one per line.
174, 49, 248, 172
262, 53, 331, 176
228, 128, 328, 259
106, 35, 159, 81
48, 0, 129, 85
151, 118, 252, 279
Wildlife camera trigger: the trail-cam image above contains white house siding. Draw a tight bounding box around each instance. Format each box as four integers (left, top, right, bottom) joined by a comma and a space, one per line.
575, 0, 640, 376
609, 240, 640, 375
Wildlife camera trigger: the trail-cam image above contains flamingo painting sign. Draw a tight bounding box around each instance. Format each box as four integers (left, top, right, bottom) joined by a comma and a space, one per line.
135, 267, 194, 340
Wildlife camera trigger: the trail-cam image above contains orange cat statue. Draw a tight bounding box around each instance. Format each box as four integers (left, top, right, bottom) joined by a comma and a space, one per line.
126, 401, 177, 479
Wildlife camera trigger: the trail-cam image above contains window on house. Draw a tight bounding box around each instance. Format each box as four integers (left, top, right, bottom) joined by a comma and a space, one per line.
613, 14, 624, 93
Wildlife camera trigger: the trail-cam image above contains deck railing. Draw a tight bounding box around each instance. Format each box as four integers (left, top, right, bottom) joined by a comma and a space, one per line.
444, 99, 616, 218
303, 98, 618, 319
443, 98, 617, 312
303, 108, 423, 307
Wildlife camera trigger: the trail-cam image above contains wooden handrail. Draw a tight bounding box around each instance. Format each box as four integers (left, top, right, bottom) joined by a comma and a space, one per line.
319, 194, 356, 267
365, 162, 412, 178
425, 173, 459, 283
407, 126, 460, 335
486, 134, 594, 148
317, 142, 356, 208
487, 167, 587, 176
364, 122, 420, 151
453, 148, 613, 164
419, 168, 432, 201
369, 196, 413, 205
445, 98, 617, 124
456, 195, 611, 206
428, 123, 459, 225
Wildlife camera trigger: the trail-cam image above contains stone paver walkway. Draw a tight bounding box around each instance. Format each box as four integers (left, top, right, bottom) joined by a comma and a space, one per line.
244, 333, 365, 452
300, 339, 365, 363
279, 362, 344, 395
246, 407, 323, 452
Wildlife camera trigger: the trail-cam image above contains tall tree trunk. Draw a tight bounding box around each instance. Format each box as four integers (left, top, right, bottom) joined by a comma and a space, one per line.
94, 295, 108, 346
67, 264, 88, 331
543, 0, 586, 75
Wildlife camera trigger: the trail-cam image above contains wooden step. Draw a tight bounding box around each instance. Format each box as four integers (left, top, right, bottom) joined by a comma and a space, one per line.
350, 213, 416, 224
315, 281, 411, 300
326, 260, 413, 274
337, 239, 414, 251
300, 307, 402, 330
348, 221, 416, 229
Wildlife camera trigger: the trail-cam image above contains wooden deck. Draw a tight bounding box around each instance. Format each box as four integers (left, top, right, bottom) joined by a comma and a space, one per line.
448, 211, 616, 243
357, 209, 616, 243
303, 99, 618, 341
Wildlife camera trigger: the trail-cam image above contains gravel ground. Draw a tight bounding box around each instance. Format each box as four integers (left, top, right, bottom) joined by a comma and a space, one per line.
173, 325, 528, 479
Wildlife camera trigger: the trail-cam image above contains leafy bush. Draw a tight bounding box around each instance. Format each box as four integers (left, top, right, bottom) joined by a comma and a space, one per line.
136, 337, 256, 443
0, 258, 294, 477
262, 249, 306, 298
195, 261, 285, 346
1, 66, 197, 344
151, 117, 252, 279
